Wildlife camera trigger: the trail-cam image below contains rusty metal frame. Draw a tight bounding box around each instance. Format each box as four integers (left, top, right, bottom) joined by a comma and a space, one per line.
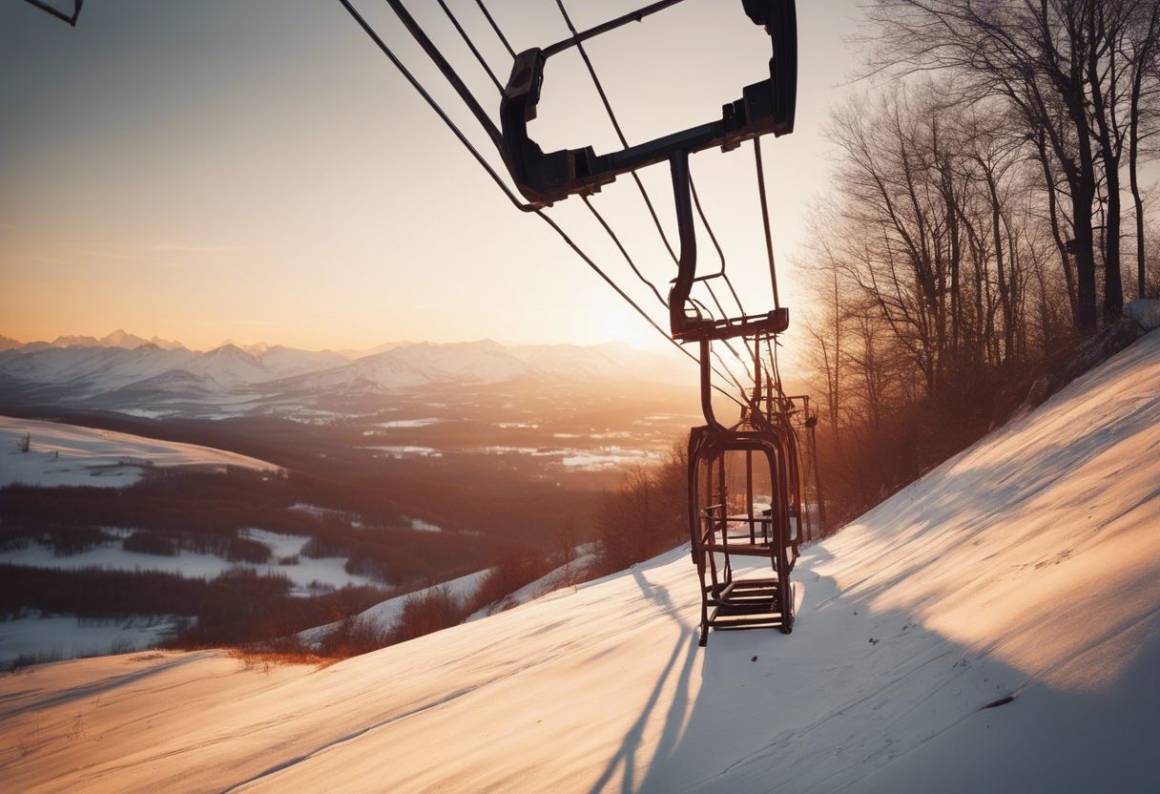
498, 0, 796, 208
688, 423, 795, 645
21, 0, 83, 25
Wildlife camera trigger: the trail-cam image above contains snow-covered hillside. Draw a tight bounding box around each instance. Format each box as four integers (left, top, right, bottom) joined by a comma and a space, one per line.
2, 331, 1158, 792
0, 416, 280, 487
297, 568, 494, 647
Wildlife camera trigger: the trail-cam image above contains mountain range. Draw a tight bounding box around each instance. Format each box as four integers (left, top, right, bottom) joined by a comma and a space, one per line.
0, 332, 687, 418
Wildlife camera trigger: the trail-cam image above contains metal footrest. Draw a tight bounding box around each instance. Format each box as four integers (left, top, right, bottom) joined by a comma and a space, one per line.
707, 578, 782, 616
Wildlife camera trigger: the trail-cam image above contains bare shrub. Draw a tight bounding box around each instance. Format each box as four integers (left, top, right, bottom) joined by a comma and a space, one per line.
391, 586, 466, 643
317, 616, 391, 657
469, 551, 556, 615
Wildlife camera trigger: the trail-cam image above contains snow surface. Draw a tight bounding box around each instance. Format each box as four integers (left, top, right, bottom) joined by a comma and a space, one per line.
2, 331, 1159, 792
367, 445, 443, 459
0, 416, 280, 488
408, 517, 442, 533
560, 446, 665, 470
0, 612, 184, 668
375, 417, 443, 429
472, 444, 664, 470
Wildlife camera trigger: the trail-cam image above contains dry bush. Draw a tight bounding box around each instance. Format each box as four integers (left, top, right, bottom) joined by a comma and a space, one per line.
315, 616, 392, 658
469, 551, 557, 615
391, 586, 467, 644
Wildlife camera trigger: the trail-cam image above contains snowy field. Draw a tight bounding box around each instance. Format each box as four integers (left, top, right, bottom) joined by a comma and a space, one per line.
0, 528, 383, 597
0, 612, 184, 669
0, 416, 280, 488
1, 330, 1158, 792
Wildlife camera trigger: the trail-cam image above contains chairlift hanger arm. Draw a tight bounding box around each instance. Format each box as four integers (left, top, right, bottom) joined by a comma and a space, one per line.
542, 0, 690, 58
21, 0, 83, 25
500, 0, 796, 208
667, 150, 789, 343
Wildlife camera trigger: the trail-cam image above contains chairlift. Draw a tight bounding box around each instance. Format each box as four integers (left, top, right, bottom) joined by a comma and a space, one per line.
498, 0, 802, 645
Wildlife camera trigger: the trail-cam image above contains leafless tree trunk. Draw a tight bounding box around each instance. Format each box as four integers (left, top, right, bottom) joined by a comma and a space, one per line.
1126, 0, 1160, 298
866, 0, 1114, 332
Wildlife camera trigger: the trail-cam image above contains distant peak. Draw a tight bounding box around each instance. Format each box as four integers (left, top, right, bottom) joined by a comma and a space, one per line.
101, 329, 149, 349
52, 334, 101, 348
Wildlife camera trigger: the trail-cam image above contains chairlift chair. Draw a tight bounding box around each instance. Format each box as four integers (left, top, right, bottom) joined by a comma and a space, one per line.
499, 0, 801, 645
392, 0, 807, 646
684, 330, 800, 645
688, 419, 797, 646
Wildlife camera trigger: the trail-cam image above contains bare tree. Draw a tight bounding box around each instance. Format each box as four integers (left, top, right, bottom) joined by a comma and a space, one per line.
1124, 0, 1160, 298
866, 0, 1121, 332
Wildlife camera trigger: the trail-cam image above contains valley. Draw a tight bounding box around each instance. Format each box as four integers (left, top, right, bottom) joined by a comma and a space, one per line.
0, 336, 710, 667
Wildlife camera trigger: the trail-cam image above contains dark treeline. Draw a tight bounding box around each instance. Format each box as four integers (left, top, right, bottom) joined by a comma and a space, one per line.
0, 469, 517, 586
800, 0, 1160, 525
0, 565, 386, 650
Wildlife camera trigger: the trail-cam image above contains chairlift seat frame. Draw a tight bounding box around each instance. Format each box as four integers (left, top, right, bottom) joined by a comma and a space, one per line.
688, 423, 798, 645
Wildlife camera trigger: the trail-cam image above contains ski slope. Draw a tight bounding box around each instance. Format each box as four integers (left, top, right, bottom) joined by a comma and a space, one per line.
2, 330, 1158, 792
0, 416, 280, 487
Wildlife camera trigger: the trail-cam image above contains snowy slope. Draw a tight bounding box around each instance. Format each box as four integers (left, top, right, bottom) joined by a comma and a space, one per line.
297, 568, 493, 646
2, 331, 1158, 792
0, 416, 280, 487
468, 546, 601, 620
298, 548, 601, 646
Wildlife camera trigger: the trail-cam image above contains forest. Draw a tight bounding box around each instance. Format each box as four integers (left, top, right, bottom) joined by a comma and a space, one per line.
590, 0, 1160, 551
799, 0, 1160, 524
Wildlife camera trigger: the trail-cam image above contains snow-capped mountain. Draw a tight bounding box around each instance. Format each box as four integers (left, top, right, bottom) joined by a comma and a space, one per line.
272, 340, 533, 394
0, 332, 686, 416
0, 342, 346, 398
264, 340, 687, 395
50, 329, 186, 350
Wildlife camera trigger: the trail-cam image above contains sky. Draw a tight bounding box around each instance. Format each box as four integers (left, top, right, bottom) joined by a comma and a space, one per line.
0, 0, 866, 359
